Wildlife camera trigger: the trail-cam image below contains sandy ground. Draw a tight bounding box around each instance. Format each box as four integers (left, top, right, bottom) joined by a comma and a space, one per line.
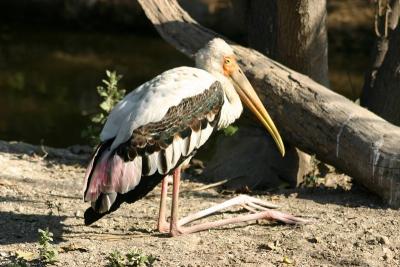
0, 150, 399, 267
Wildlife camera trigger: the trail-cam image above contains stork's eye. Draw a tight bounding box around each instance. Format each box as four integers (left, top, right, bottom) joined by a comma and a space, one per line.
222, 57, 235, 76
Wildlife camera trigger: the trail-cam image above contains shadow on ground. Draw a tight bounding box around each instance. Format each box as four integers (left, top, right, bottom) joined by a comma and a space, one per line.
0, 212, 67, 245
286, 184, 386, 209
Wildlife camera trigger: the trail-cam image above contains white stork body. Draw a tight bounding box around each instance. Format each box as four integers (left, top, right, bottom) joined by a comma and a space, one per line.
82, 39, 293, 231
83, 68, 242, 220
101, 66, 242, 150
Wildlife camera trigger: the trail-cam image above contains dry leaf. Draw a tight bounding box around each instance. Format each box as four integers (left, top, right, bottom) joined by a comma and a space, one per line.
15, 250, 37, 261
266, 242, 276, 250
282, 256, 293, 264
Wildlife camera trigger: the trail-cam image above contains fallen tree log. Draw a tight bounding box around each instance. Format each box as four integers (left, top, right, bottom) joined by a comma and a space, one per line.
137, 0, 400, 207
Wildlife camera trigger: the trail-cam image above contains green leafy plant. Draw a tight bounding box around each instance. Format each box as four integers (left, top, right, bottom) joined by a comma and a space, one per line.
126, 249, 156, 267
5, 258, 29, 267
106, 249, 157, 267
223, 125, 239, 136
5, 229, 58, 266
38, 228, 58, 264
106, 251, 125, 267
303, 154, 320, 186
82, 70, 126, 144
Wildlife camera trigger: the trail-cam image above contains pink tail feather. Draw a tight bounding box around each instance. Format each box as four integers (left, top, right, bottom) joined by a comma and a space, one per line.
83, 148, 142, 203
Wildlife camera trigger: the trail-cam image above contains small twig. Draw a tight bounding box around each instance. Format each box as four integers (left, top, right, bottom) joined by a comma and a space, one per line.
189, 177, 240, 192
40, 140, 48, 159
375, 0, 392, 38
178, 176, 242, 194
384, 2, 392, 37
63, 233, 148, 241
41, 192, 81, 200
146, 177, 241, 198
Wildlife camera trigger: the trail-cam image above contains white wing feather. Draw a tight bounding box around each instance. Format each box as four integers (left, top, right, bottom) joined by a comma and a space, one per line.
100, 67, 217, 150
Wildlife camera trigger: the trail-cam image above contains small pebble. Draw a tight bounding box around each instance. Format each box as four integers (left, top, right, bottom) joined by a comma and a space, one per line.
307, 237, 319, 244
377, 235, 390, 245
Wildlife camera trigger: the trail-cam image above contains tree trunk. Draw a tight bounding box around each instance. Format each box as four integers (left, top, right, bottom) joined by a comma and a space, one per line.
246, 0, 329, 87
361, 0, 400, 125
137, 0, 400, 207
245, 0, 278, 57
210, 0, 328, 189
276, 0, 329, 86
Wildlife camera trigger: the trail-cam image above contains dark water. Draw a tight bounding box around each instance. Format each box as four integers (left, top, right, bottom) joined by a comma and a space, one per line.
0, 27, 191, 147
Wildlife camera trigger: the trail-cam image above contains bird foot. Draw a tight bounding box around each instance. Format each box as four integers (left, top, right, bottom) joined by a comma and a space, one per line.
157, 174, 307, 236
177, 194, 280, 226
164, 194, 307, 236
157, 220, 170, 233
170, 223, 185, 237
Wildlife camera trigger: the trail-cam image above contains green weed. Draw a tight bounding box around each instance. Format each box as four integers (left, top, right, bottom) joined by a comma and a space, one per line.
223, 125, 239, 136
303, 154, 321, 186
82, 70, 126, 144
5, 229, 58, 266
38, 228, 58, 264
126, 248, 156, 267
106, 250, 125, 267
106, 249, 157, 267
5, 259, 29, 267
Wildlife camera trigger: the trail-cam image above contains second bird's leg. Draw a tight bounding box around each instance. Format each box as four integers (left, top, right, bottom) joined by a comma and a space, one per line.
157, 175, 171, 233
168, 167, 307, 237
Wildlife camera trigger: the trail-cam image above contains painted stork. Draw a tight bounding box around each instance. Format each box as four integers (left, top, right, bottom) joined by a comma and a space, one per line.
83, 38, 305, 236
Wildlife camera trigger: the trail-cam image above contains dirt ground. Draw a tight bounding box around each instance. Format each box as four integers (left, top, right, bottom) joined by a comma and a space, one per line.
0, 148, 399, 267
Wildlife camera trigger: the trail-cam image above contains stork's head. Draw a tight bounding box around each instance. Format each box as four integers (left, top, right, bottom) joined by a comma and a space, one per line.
196, 38, 285, 156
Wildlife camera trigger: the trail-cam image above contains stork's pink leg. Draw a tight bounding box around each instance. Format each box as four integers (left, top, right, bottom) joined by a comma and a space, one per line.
157, 176, 170, 233
168, 167, 307, 236
170, 168, 183, 236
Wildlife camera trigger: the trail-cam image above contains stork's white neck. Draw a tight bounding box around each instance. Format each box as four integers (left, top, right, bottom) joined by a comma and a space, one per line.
195, 40, 243, 129
213, 73, 243, 129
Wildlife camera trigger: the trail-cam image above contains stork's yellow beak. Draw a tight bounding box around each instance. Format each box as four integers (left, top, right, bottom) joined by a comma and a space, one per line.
229, 66, 285, 157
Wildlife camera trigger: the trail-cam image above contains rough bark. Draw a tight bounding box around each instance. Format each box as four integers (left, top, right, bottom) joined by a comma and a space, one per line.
361, 0, 400, 125
245, 0, 278, 57
137, 0, 400, 207
276, 0, 329, 86
246, 0, 329, 87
